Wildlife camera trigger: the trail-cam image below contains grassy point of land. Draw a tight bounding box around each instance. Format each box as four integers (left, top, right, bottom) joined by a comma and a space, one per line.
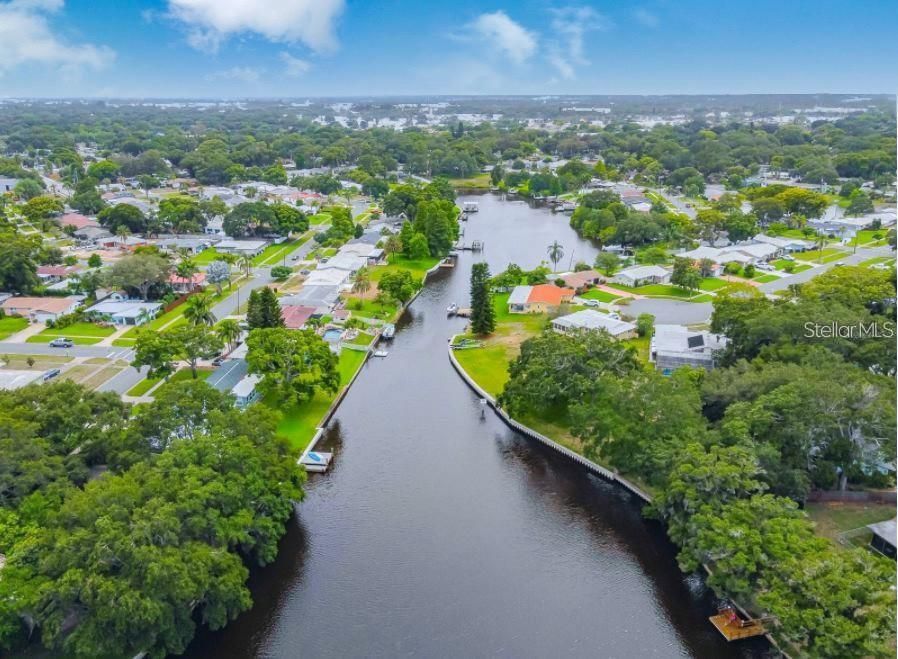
264, 349, 367, 452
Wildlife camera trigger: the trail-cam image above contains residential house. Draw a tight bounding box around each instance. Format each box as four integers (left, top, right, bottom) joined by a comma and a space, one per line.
281, 284, 341, 314
650, 324, 728, 374
1, 296, 82, 323
611, 265, 671, 288
679, 242, 778, 267
753, 234, 812, 253
281, 305, 316, 329
155, 237, 214, 255
554, 269, 603, 292
86, 300, 162, 326
232, 375, 262, 408
168, 272, 207, 293
868, 519, 896, 560
36, 265, 82, 284
0, 177, 19, 193
318, 252, 368, 273
304, 268, 353, 288
216, 239, 269, 257
74, 226, 113, 245
57, 212, 98, 231
551, 309, 637, 339
207, 359, 260, 408
622, 196, 653, 213
507, 284, 575, 313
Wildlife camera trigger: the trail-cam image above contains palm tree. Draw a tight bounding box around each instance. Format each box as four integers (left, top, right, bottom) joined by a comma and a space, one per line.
183, 293, 216, 326
216, 318, 241, 351
239, 253, 253, 277
352, 267, 371, 295
116, 225, 131, 245
547, 240, 564, 272
175, 258, 199, 289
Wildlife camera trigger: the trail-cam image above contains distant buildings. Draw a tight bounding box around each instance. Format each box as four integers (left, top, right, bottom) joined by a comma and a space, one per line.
650, 324, 727, 374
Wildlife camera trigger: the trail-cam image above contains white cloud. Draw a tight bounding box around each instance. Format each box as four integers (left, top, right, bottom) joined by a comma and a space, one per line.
469, 11, 537, 64
167, 0, 345, 53
546, 6, 610, 79
0, 0, 114, 74
280, 52, 311, 77
207, 66, 263, 83
634, 8, 659, 27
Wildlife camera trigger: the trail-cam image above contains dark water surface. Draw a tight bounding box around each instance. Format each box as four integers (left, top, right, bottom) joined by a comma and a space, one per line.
188, 194, 767, 658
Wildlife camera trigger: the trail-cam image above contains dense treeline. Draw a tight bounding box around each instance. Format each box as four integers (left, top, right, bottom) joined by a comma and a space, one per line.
498, 265, 896, 658
1, 104, 893, 189
0, 380, 304, 657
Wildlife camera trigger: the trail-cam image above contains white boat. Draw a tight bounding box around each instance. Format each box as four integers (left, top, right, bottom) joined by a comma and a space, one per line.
447, 303, 459, 315
373, 350, 389, 358
381, 323, 395, 339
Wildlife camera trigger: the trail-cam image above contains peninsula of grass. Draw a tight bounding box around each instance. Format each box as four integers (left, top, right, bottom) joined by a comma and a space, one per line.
264, 349, 368, 452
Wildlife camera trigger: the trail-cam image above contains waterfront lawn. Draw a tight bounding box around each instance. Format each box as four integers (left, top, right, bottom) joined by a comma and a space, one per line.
371, 254, 440, 284
0, 316, 28, 340
449, 173, 492, 189
454, 343, 511, 397
580, 288, 620, 303
265, 349, 367, 452
806, 501, 896, 544
344, 296, 398, 321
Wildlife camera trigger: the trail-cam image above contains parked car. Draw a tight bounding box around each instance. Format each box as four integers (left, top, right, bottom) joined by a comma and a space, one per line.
300, 269, 311, 275
782, 255, 795, 261
211, 356, 225, 367
756, 263, 774, 271
834, 261, 846, 267
42, 368, 61, 381
582, 299, 599, 307
49, 338, 73, 348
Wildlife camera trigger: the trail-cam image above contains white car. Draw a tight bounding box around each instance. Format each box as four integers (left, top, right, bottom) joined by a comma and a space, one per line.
582, 299, 599, 307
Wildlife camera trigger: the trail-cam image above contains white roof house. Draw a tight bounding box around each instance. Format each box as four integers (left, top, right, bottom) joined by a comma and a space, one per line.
231, 374, 261, 408
650, 324, 728, 373
753, 234, 812, 252
339, 243, 380, 258
216, 239, 268, 256
86, 300, 162, 325
318, 253, 368, 272
551, 309, 637, 339
507, 286, 532, 307
304, 268, 353, 287
680, 242, 778, 265
611, 265, 671, 287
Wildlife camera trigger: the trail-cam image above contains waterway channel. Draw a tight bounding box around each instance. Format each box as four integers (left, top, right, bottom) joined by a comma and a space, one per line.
187, 193, 767, 658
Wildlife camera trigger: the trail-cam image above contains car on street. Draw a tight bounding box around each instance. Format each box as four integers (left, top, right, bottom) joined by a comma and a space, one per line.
49, 338, 73, 348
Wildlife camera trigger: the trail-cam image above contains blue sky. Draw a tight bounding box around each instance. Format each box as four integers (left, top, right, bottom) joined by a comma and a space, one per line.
1, 0, 896, 97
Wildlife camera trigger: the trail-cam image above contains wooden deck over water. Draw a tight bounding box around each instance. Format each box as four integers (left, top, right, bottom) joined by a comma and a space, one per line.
709, 611, 766, 641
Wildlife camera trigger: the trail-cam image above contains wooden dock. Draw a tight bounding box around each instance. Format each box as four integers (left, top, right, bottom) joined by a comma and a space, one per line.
709, 608, 767, 641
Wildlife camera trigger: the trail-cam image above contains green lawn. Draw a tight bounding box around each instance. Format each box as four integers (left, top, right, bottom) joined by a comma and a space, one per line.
636, 284, 697, 298
192, 248, 226, 265
449, 173, 492, 189
698, 277, 730, 291
580, 288, 620, 303
851, 230, 888, 247
859, 256, 896, 268
264, 349, 367, 452
754, 274, 780, 283
344, 296, 399, 320
810, 247, 848, 263
151, 368, 212, 398
0, 316, 28, 340
454, 343, 511, 397
309, 212, 332, 227
253, 237, 311, 266
370, 254, 440, 284
126, 376, 162, 397
806, 501, 896, 544
27, 322, 117, 346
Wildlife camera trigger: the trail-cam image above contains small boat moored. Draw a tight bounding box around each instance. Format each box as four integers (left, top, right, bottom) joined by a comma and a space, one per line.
381, 324, 395, 339
373, 349, 389, 358
447, 303, 459, 315
300, 451, 333, 473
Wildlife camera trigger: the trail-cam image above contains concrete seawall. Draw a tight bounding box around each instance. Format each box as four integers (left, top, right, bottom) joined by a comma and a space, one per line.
446, 335, 652, 504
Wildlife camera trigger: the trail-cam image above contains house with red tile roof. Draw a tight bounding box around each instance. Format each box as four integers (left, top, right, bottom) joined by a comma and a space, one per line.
507, 284, 575, 314
58, 213, 99, 230
281, 305, 317, 329
168, 272, 207, 293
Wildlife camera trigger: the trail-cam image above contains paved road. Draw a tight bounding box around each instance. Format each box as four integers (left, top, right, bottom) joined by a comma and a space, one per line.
211, 238, 319, 319
0, 343, 133, 360
97, 365, 148, 395
757, 245, 893, 293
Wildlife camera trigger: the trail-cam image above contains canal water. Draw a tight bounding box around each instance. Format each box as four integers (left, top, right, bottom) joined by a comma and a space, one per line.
188, 193, 766, 658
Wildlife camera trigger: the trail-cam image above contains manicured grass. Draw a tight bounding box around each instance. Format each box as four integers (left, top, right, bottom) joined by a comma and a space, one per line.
580, 288, 620, 303
0, 316, 28, 340
698, 277, 730, 291
253, 238, 308, 266
691, 294, 715, 303
27, 334, 104, 346
343, 296, 399, 321
192, 248, 227, 265
449, 173, 492, 189
851, 230, 888, 247
620, 335, 651, 362
370, 254, 440, 284
859, 256, 896, 268
806, 501, 896, 544
454, 343, 511, 397
754, 274, 780, 283
265, 349, 367, 452
32, 322, 115, 340
636, 284, 696, 298
151, 368, 212, 397
811, 247, 848, 263
309, 212, 332, 227
127, 376, 162, 397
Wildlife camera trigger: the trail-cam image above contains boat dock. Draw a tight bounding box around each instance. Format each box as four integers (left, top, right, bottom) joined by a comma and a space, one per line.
709, 608, 767, 641
455, 240, 484, 251
300, 451, 334, 473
